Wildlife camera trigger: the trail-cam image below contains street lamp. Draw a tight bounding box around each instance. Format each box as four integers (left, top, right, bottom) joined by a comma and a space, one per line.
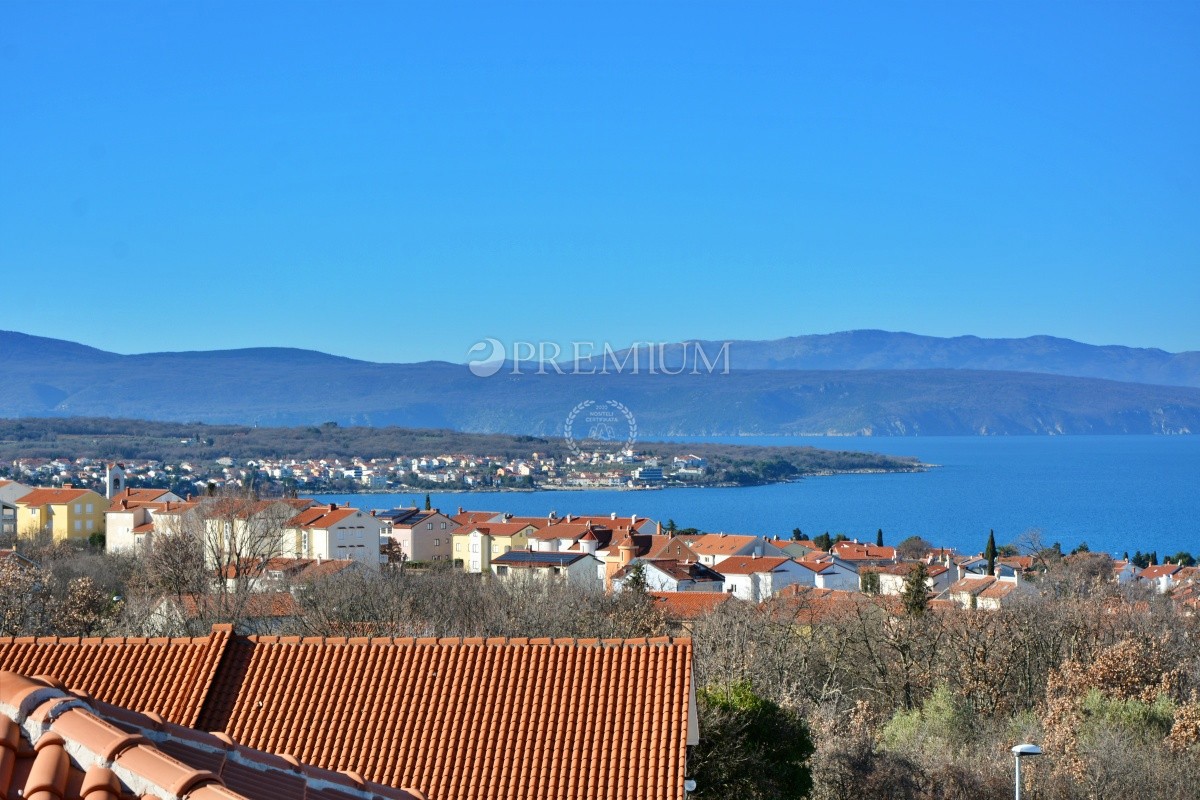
1012, 743, 1042, 800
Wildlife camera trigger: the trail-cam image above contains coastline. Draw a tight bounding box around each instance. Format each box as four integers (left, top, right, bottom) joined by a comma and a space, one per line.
310, 463, 933, 496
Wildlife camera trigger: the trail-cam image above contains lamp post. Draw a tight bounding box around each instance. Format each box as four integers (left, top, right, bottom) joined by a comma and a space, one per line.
1012, 743, 1042, 800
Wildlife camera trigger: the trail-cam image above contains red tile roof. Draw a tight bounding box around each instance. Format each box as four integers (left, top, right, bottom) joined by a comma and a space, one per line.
0, 629, 695, 800
0, 672, 423, 800
831, 542, 898, 562
713, 556, 792, 575
649, 591, 733, 620
177, 592, 300, 620
12, 488, 93, 507
681, 533, 761, 555
108, 488, 178, 508
0, 626, 235, 727
462, 522, 536, 537
1138, 564, 1182, 580
450, 511, 502, 526
529, 522, 610, 542
286, 505, 362, 529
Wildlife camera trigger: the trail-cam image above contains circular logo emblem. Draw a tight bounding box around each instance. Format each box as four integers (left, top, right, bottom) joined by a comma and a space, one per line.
564, 399, 638, 457
466, 338, 506, 378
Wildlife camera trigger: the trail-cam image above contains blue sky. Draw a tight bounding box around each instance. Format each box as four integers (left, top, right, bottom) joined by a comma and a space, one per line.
2, 0, 1197, 363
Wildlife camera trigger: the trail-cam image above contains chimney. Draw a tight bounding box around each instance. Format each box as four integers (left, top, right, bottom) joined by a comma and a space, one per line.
656, 521, 662, 536
370, 510, 376, 517
63, 483, 73, 489
458, 506, 464, 515
330, 503, 338, 510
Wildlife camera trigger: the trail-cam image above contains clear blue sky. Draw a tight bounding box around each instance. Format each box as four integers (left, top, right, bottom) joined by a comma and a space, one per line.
2, 0, 1197, 362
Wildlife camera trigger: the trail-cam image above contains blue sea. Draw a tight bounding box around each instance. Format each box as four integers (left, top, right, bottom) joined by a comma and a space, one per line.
318, 436, 1200, 558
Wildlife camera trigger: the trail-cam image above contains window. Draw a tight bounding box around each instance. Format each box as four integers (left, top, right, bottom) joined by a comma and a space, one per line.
87, 520, 94, 531
356, 530, 363, 539
86, 503, 94, 513
426, 522, 433, 529
470, 543, 479, 554
75, 504, 82, 513
440, 521, 447, 529
434, 538, 440, 547
455, 542, 462, 552
491, 544, 498, 554
74, 520, 82, 531
338, 531, 345, 541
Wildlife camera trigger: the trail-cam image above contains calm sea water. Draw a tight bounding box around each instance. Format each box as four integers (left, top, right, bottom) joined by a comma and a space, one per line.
318, 436, 1200, 558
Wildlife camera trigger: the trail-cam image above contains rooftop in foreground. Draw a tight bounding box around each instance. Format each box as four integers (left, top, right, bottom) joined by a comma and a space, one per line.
0, 626, 696, 800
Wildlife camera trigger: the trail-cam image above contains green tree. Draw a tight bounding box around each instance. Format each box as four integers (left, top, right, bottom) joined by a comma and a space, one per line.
813, 532, 832, 551
876, 528, 884, 547
691, 682, 814, 800
666, 518, 678, 533
985, 529, 997, 576
623, 561, 648, 595
791, 527, 803, 542
901, 562, 930, 617
861, 570, 881, 595
1168, 551, 1195, 567
424, 493, 432, 511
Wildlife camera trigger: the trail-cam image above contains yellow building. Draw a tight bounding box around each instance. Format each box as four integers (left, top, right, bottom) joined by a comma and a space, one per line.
15, 486, 108, 542
451, 522, 537, 573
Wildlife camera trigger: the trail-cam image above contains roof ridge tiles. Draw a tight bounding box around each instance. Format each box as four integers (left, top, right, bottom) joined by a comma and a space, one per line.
3, 630, 691, 800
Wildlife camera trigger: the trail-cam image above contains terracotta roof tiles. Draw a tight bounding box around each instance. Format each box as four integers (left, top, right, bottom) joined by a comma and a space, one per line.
713, 556, 792, 575
831, 542, 898, 561
680, 533, 760, 555
1138, 564, 1182, 580
0, 630, 694, 800
0, 672, 423, 800
13, 488, 92, 507
0, 627, 234, 727
285, 505, 362, 529
109, 488, 178, 507
649, 592, 732, 620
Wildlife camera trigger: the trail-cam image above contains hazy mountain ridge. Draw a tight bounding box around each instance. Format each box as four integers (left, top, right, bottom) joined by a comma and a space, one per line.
2, 330, 1199, 436
631, 330, 1200, 388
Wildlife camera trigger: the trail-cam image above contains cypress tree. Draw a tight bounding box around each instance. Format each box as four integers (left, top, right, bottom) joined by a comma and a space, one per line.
902, 562, 931, 617
876, 528, 884, 547
985, 530, 997, 576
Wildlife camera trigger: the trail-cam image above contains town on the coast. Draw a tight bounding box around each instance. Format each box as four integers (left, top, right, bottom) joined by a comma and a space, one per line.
2, 462, 1195, 632
0, 448, 710, 493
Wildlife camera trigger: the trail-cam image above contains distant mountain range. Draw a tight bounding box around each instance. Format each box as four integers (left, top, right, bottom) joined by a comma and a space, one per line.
2, 329, 1199, 436
620, 330, 1200, 388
